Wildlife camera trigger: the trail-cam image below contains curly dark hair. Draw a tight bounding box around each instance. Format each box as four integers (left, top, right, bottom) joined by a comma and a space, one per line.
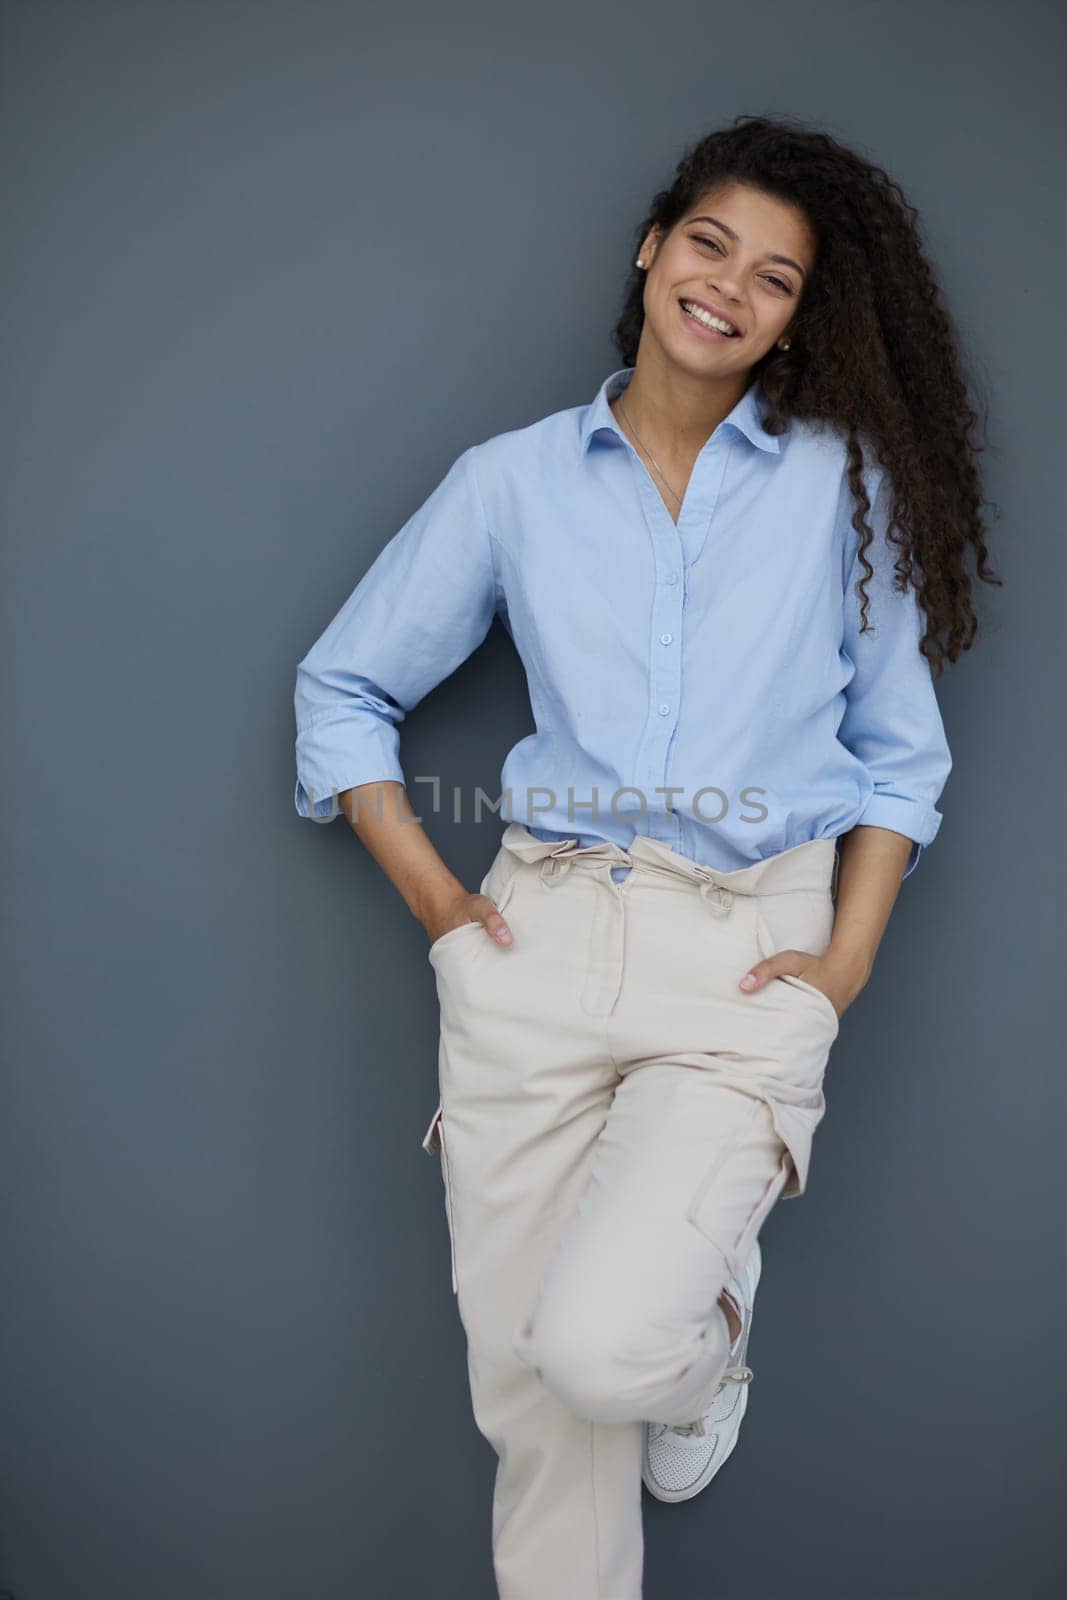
611, 113, 1001, 678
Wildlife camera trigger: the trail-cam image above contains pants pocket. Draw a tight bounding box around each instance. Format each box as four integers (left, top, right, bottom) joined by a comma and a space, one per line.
754, 905, 840, 1037
427, 852, 520, 963
427, 919, 485, 959
420, 1102, 458, 1294
684, 1102, 795, 1278
481, 851, 519, 919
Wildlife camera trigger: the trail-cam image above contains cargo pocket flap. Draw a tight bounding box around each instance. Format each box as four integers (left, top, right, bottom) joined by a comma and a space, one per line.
420, 1101, 457, 1294
686, 1124, 794, 1279
421, 1100, 443, 1154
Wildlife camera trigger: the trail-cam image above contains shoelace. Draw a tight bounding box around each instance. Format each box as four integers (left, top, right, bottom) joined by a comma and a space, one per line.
649, 1362, 755, 1441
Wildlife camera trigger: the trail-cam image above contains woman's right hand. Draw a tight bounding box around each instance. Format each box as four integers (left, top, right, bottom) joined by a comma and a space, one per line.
333, 781, 515, 953
425, 891, 513, 949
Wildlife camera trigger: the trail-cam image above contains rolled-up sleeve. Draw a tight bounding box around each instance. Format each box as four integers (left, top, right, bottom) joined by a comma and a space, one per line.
294, 445, 498, 821
838, 470, 952, 879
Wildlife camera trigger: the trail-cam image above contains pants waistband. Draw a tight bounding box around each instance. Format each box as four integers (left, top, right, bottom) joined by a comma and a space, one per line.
499, 822, 839, 903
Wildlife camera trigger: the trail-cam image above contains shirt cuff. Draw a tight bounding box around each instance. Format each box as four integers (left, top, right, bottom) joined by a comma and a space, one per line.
851, 792, 943, 880
294, 718, 406, 822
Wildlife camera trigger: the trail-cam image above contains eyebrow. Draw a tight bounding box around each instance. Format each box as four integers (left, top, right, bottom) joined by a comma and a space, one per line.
687, 215, 808, 280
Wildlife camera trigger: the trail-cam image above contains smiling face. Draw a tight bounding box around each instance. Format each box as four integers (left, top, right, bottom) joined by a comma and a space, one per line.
637, 181, 818, 378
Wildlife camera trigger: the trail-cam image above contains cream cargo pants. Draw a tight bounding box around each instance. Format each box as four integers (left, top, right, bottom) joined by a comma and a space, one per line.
421, 822, 840, 1599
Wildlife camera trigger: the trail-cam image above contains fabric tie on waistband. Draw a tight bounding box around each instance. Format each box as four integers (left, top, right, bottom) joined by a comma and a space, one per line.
693, 877, 735, 916
539, 841, 630, 889
497, 821, 839, 904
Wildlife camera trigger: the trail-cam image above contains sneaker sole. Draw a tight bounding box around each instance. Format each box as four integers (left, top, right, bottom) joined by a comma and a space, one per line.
641, 1380, 751, 1503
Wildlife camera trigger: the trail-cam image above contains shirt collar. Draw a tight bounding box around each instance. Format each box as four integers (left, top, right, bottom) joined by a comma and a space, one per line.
579, 365, 783, 456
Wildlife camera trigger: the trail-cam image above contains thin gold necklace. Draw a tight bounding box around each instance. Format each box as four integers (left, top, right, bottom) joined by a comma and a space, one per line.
616, 395, 684, 507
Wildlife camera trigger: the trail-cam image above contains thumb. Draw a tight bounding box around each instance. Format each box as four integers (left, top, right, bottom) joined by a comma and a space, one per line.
739, 952, 791, 992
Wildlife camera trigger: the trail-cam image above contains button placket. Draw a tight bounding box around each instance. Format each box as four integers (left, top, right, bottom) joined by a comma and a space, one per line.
625, 432, 733, 845
621, 450, 688, 828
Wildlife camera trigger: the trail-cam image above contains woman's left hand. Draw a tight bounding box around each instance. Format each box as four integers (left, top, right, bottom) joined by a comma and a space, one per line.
738, 948, 870, 1021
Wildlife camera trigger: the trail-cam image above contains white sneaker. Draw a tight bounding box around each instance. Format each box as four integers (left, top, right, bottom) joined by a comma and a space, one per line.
641, 1240, 762, 1503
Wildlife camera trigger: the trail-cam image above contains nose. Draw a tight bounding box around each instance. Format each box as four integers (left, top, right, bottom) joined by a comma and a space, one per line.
708, 271, 743, 304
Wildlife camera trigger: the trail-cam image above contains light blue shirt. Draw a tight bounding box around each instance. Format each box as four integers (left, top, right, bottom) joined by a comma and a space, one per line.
294, 366, 951, 880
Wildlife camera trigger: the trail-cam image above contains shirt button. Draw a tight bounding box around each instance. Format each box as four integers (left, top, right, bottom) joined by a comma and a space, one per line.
666, 573, 678, 585
658, 703, 671, 716
660, 632, 673, 645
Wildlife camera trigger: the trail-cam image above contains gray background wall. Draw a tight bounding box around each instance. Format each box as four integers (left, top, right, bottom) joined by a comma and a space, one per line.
2, 1, 1064, 1596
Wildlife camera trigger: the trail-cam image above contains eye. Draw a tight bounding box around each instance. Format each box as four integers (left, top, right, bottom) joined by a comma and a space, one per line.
694, 235, 795, 295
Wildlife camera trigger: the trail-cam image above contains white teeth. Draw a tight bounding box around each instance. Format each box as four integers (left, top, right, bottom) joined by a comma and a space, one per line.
681, 300, 738, 336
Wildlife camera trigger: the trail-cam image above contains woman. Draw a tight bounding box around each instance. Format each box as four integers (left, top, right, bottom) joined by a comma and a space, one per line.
293, 114, 997, 1599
